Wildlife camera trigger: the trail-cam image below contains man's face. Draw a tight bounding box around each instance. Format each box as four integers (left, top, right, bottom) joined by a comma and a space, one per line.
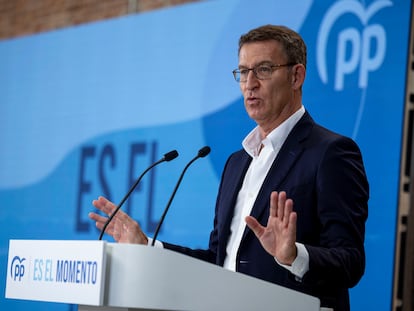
238, 40, 297, 135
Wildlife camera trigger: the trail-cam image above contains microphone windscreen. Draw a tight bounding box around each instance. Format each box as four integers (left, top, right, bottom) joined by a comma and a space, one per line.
198, 146, 211, 158
164, 150, 179, 161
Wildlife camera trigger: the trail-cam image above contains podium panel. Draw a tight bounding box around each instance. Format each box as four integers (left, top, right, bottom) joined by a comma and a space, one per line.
5, 240, 320, 311
84, 243, 320, 311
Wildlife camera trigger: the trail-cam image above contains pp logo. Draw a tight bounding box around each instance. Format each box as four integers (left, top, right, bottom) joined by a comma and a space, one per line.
317, 0, 392, 90
10, 256, 26, 281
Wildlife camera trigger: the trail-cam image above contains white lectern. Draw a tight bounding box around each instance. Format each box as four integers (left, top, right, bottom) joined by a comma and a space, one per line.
5, 240, 321, 311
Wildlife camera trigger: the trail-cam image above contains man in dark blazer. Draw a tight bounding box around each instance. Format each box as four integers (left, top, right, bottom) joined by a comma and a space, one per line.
90, 25, 369, 311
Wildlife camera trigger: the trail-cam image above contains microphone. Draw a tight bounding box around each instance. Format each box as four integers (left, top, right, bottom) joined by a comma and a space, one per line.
151, 146, 211, 246
98, 149, 179, 240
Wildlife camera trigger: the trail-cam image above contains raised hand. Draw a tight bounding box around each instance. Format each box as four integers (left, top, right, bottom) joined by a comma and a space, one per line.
89, 196, 148, 244
245, 191, 297, 265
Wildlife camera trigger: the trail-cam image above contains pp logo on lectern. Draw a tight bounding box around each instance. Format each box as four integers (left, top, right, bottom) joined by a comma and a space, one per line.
10, 256, 26, 281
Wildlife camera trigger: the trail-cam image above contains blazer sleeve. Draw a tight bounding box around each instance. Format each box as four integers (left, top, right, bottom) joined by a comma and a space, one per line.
302, 135, 369, 288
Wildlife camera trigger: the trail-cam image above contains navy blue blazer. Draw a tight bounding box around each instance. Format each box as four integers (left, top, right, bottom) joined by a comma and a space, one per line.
165, 112, 369, 311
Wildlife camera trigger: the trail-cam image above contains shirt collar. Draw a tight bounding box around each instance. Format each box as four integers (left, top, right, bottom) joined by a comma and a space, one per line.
242, 106, 306, 157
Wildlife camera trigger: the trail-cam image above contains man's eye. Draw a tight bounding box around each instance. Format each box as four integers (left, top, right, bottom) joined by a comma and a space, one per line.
240, 69, 249, 75
257, 66, 272, 74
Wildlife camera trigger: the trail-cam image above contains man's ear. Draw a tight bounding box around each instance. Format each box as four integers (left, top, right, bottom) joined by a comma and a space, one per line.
291, 64, 306, 89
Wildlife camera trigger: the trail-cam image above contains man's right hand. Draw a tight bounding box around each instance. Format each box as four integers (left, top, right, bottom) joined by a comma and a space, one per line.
89, 196, 148, 244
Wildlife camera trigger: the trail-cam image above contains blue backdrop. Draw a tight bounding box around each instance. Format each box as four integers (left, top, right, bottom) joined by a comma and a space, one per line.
0, 0, 411, 310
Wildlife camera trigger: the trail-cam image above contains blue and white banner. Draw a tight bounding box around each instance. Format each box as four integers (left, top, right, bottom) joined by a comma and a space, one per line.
0, 0, 411, 310
5, 240, 105, 305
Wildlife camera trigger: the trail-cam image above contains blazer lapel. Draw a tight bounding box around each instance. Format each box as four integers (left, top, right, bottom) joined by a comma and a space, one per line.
217, 151, 252, 264
221, 152, 252, 224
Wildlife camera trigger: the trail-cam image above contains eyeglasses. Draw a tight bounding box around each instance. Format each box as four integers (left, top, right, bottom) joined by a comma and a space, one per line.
232, 63, 296, 82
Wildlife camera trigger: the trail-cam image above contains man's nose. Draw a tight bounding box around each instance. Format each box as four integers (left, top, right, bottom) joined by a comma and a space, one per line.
245, 70, 259, 89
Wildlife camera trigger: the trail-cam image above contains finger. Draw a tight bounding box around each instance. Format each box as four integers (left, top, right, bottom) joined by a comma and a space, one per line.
284, 198, 294, 227
89, 211, 116, 236
92, 198, 106, 213
278, 191, 287, 220
285, 211, 298, 247
245, 216, 265, 238
103, 198, 118, 215
92, 197, 116, 215
93, 217, 111, 232
289, 211, 297, 232
88, 212, 108, 224
269, 191, 278, 217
